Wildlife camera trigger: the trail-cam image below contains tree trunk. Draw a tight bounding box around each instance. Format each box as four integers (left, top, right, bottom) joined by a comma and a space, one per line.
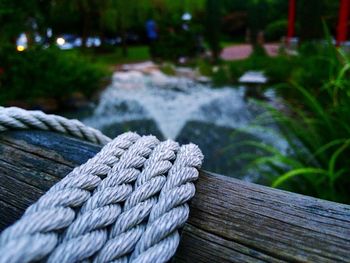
205, 0, 221, 63
79, 2, 90, 49
81, 13, 89, 48
299, 0, 324, 41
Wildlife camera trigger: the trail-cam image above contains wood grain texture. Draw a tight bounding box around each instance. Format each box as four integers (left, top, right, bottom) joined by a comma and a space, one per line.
0, 130, 349, 262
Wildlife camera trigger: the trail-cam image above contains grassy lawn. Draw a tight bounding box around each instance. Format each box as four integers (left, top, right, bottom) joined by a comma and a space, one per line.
91, 46, 150, 65
220, 41, 238, 48
220, 38, 246, 48
66, 45, 151, 72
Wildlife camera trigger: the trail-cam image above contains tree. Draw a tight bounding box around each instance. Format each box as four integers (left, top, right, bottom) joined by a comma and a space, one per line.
99, 0, 142, 56
247, 0, 269, 50
298, 0, 325, 41
205, 0, 222, 62
52, 0, 100, 48
0, 0, 44, 47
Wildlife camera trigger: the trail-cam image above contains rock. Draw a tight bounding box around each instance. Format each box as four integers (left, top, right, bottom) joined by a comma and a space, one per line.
121, 61, 158, 74
31, 98, 59, 112
239, 71, 268, 84
196, 76, 211, 83
176, 121, 261, 181
63, 92, 90, 110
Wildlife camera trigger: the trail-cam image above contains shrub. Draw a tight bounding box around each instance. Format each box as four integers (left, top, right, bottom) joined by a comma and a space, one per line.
227, 50, 294, 84
227, 60, 247, 81
264, 56, 295, 83
150, 17, 204, 61
212, 66, 231, 86
197, 60, 213, 76
0, 46, 107, 104
265, 19, 288, 41
160, 63, 176, 76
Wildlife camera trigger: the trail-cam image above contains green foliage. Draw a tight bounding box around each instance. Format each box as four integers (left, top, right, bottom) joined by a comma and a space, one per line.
0, 0, 46, 42
224, 49, 294, 84
151, 18, 203, 61
239, 42, 350, 204
212, 66, 230, 86
205, 0, 222, 61
298, 0, 324, 40
265, 19, 288, 41
160, 63, 176, 76
81, 46, 150, 67
0, 47, 106, 104
197, 60, 213, 76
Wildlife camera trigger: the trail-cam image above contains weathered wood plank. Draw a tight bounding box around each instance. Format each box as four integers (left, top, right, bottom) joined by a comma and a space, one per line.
181, 171, 350, 262
0, 130, 349, 262
0, 131, 96, 230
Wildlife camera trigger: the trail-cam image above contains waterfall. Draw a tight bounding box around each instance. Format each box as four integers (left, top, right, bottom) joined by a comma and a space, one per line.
82, 67, 288, 179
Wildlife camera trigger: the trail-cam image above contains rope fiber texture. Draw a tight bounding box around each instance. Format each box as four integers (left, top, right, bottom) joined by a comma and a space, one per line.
0, 106, 111, 145
0, 106, 203, 263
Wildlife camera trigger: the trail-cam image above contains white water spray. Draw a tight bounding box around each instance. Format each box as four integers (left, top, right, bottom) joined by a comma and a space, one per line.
84, 68, 287, 152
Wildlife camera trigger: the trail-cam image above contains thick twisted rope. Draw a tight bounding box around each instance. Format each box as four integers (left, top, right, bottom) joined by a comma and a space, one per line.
0, 106, 110, 145
47, 136, 160, 262
94, 140, 179, 262
0, 132, 139, 263
0, 106, 203, 263
131, 144, 203, 263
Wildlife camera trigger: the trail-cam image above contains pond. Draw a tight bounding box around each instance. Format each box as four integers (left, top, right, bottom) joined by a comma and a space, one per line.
74, 63, 288, 182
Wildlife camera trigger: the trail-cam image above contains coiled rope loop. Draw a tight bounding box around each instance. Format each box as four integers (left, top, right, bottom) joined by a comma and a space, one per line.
0, 106, 111, 145
0, 107, 203, 263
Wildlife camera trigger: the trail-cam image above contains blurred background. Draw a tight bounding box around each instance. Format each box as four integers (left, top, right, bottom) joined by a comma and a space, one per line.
1, 0, 350, 204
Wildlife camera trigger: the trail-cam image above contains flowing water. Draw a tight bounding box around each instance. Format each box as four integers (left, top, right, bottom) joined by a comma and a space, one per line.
79, 67, 287, 181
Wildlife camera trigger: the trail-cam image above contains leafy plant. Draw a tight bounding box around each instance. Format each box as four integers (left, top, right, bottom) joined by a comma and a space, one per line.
0, 46, 107, 104
160, 63, 176, 76
197, 60, 213, 77
212, 66, 230, 86
240, 41, 350, 204
233, 26, 350, 203
265, 19, 288, 41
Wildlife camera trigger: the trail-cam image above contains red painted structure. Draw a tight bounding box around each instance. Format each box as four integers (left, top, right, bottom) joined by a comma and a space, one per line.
287, 0, 350, 46
337, 0, 350, 45
287, 0, 296, 45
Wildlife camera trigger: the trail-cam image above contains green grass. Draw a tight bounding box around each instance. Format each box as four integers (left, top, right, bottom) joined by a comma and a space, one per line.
98, 46, 150, 65
220, 41, 242, 48
220, 35, 246, 48
66, 45, 151, 71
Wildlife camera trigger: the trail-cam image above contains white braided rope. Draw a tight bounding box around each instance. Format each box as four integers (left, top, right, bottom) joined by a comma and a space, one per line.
0, 132, 140, 262
0, 106, 204, 263
131, 144, 203, 263
47, 136, 160, 262
94, 140, 179, 262
0, 106, 110, 145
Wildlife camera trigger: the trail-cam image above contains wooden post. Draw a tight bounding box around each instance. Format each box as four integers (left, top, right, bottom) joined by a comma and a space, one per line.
287, 0, 296, 45
337, 0, 350, 46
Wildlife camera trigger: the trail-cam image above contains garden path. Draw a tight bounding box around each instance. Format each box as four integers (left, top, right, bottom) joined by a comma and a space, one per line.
221, 43, 279, 60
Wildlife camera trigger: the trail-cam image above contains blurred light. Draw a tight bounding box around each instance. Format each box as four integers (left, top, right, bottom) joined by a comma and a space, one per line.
47, 28, 52, 38
95, 38, 101, 47
35, 34, 42, 43
17, 45, 25, 52
182, 13, 192, 21
16, 33, 28, 50
74, 38, 82, 47
56, 37, 65, 46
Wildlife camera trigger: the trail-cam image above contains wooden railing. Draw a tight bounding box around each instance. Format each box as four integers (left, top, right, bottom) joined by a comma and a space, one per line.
0, 130, 349, 262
